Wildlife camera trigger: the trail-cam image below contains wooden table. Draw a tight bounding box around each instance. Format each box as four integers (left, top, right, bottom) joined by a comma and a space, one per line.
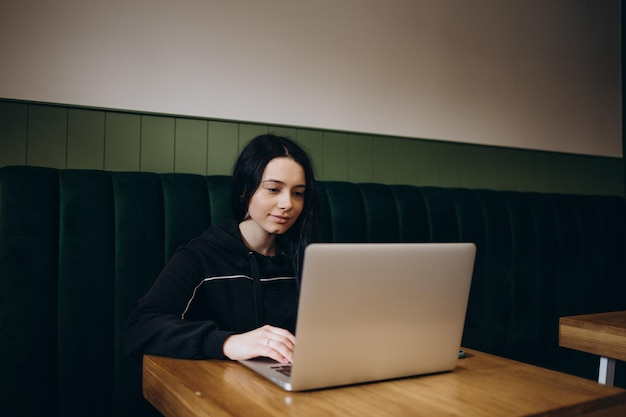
143, 348, 626, 417
560, 310, 626, 386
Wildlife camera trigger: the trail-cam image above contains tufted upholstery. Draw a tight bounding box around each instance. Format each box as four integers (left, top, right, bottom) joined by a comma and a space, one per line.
1, 166, 625, 416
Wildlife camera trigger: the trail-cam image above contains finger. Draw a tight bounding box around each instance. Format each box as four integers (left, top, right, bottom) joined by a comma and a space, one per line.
265, 334, 295, 354
265, 336, 294, 363
263, 326, 296, 347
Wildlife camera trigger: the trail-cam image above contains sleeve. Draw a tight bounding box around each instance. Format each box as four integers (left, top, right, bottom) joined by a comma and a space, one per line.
123, 246, 234, 360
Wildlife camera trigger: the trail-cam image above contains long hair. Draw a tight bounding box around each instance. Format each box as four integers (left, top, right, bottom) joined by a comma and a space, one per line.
231, 134, 317, 280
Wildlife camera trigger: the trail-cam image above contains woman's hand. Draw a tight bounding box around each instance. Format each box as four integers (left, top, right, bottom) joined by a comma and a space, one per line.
223, 324, 295, 363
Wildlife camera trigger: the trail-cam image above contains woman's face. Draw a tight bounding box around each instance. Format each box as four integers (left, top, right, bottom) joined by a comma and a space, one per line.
246, 157, 306, 236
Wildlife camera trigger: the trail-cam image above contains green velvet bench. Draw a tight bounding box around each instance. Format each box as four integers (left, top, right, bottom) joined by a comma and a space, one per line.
1, 165, 625, 417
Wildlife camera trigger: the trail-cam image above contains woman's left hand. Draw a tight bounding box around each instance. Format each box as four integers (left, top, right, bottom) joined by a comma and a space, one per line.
223, 324, 295, 363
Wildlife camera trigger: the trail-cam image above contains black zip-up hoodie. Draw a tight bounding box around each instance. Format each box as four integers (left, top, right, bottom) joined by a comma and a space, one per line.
123, 218, 299, 360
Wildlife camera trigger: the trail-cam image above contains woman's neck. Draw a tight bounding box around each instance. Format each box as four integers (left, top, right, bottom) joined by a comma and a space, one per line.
238, 219, 277, 256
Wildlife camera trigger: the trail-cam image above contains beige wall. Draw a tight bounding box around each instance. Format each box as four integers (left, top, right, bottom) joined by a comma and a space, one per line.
0, 0, 621, 157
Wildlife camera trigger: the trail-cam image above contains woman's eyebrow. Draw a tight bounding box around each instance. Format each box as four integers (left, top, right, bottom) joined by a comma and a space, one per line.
262, 179, 305, 188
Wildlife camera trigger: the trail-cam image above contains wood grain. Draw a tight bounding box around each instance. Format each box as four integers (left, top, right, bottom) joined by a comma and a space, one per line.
143, 349, 626, 417
560, 311, 626, 362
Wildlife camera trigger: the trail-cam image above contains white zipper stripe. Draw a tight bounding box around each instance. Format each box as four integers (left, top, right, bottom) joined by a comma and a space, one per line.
180, 275, 295, 319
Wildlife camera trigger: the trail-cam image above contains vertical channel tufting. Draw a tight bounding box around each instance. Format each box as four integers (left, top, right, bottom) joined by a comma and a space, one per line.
527, 192, 560, 361
389, 185, 430, 243
205, 175, 232, 225
0, 166, 59, 416
552, 194, 584, 318
504, 191, 538, 362
161, 174, 210, 262
321, 182, 367, 242
576, 195, 604, 313
111, 172, 165, 416
448, 188, 488, 352
357, 183, 399, 242
474, 189, 514, 356
591, 195, 626, 313
315, 181, 333, 243
420, 187, 460, 242
3, 166, 626, 416
58, 170, 115, 417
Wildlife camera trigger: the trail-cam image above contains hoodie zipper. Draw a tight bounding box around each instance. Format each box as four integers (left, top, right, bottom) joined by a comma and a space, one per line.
247, 251, 265, 327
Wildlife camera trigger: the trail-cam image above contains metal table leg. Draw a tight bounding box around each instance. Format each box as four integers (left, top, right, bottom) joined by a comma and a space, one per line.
598, 356, 616, 385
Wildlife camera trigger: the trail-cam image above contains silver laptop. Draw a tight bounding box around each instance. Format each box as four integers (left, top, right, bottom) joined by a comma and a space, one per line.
239, 242, 476, 391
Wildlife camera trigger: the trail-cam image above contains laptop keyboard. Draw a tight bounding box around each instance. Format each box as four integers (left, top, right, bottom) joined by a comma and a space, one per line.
271, 364, 292, 377
269, 352, 465, 378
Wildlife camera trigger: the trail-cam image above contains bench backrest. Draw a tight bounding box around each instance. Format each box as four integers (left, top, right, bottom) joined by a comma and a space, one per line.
1, 166, 625, 416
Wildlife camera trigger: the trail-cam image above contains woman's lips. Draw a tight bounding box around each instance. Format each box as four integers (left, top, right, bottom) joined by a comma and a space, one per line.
271, 215, 290, 224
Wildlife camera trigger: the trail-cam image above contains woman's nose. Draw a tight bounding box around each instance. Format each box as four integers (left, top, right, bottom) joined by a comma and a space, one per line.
278, 193, 293, 210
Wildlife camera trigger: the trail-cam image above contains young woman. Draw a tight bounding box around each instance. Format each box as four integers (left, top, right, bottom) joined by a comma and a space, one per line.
124, 134, 317, 364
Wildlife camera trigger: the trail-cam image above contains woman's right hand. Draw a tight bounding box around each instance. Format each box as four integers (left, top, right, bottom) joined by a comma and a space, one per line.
223, 324, 295, 363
